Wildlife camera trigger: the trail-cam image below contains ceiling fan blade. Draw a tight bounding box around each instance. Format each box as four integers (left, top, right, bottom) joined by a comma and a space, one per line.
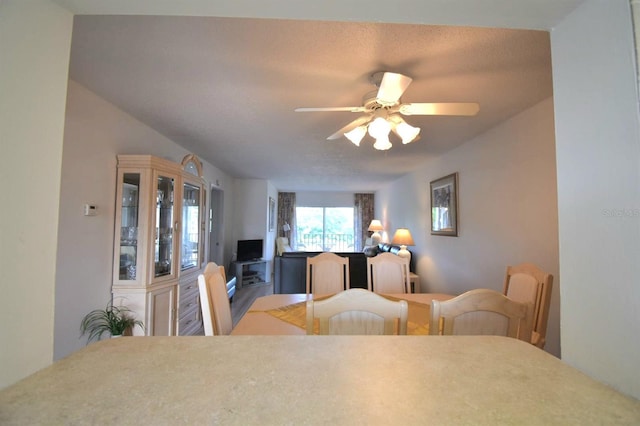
327, 115, 372, 140
399, 102, 480, 116
295, 106, 367, 113
376, 72, 413, 105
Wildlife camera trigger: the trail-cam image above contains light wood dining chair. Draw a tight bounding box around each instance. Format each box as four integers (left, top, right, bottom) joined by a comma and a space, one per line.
503, 263, 553, 348
306, 288, 408, 335
306, 252, 350, 295
429, 288, 533, 341
366, 252, 410, 294
197, 262, 233, 336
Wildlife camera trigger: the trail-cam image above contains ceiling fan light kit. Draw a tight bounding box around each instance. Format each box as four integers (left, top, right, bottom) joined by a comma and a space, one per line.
295, 71, 479, 151
389, 114, 420, 144
345, 125, 367, 146
368, 116, 391, 138
373, 135, 392, 151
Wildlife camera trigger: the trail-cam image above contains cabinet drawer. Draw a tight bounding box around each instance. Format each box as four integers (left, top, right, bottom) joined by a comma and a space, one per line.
178, 304, 201, 334
180, 317, 204, 336
179, 279, 199, 304
179, 290, 200, 318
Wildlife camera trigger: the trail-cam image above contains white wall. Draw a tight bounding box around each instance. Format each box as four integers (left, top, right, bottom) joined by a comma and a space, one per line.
377, 97, 560, 356
0, 0, 73, 389
552, 0, 640, 399
267, 181, 278, 280
232, 179, 274, 279
54, 80, 234, 359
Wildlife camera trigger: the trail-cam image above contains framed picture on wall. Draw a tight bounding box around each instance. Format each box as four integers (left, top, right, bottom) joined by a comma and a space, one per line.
430, 173, 458, 236
268, 197, 275, 231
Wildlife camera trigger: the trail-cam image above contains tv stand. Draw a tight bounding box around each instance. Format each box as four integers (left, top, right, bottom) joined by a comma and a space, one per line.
232, 259, 267, 289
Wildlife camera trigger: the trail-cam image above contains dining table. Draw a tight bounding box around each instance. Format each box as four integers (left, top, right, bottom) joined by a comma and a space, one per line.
231, 292, 455, 335
1, 335, 639, 424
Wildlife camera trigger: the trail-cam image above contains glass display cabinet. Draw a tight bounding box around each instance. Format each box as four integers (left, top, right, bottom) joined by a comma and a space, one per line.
112, 154, 206, 336
181, 182, 201, 270
119, 174, 140, 280
155, 174, 175, 279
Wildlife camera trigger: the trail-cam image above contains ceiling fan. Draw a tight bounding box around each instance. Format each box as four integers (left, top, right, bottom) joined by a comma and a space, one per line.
295, 71, 480, 150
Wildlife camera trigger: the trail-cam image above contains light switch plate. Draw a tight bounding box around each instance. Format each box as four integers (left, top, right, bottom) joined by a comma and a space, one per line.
84, 204, 97, 216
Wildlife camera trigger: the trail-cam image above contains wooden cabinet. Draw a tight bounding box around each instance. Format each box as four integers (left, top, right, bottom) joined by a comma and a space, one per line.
148, 284, 177, 336
112, 154, 206, 336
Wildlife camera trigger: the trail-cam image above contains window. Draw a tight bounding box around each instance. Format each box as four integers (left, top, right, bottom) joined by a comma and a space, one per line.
296, 207, 354, 252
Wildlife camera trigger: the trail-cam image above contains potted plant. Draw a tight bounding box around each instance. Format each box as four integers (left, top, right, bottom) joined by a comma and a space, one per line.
80, 300, 144, 342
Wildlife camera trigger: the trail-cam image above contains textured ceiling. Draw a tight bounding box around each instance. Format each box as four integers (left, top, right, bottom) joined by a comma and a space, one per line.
69, 16, 553, 191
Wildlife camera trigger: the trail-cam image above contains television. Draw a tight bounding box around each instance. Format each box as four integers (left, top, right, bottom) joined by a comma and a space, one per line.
236, 239, 264, 262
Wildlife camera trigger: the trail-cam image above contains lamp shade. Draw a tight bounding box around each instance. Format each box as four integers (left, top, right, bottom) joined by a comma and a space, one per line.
391, 228, 413, 261
391, 228, 414, 246
283, 223, 291, 232
368, 220, 384, 232
368, 219, 384, 245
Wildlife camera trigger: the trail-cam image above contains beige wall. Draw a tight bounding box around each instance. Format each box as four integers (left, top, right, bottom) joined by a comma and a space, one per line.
0, 0, 73, 389
376, 97, 560, 356
54, 80, 235, 360
552, 0, 640, 399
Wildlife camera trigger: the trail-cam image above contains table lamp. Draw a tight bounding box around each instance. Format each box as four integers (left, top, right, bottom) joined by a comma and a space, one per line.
391, 228, 414, 261
368, 220, 384, 245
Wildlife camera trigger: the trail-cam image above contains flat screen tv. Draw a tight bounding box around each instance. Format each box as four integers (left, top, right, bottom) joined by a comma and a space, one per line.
236, 239, 263, 262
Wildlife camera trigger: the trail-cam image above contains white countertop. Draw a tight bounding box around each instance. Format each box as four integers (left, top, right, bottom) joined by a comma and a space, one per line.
1, 336, 639, 424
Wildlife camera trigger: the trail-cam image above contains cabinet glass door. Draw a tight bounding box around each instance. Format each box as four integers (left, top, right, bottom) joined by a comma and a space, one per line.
119, 173, 140, 280
155, 175, 175, 278
181, 182, 200, 270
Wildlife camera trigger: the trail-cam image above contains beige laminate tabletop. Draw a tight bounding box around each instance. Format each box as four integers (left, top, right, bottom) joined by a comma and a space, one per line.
1, 336, 639, 425
231, 292, 454, 335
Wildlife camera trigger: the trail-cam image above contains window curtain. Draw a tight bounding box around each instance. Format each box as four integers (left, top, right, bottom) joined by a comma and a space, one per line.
278, 192, 296, 249
354, 193, 374, 251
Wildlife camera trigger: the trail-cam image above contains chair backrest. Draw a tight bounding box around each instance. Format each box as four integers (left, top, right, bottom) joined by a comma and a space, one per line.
503, 262, 553, 348
429, 288, 533, 341
306, 252, 350, 295
306, 288, 408, 335
197, 262, 233, 336
366, 252, 410, 293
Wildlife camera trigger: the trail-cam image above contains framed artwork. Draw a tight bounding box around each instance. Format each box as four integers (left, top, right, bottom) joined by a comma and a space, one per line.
430, 173, 458, 236
268, 197, 275, 231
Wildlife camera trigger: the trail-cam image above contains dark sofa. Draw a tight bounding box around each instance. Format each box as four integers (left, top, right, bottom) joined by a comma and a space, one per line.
273, 244, 413, 294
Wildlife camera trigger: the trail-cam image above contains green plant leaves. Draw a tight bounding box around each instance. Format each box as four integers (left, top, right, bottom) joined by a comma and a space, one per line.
80, 301, 144, 343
